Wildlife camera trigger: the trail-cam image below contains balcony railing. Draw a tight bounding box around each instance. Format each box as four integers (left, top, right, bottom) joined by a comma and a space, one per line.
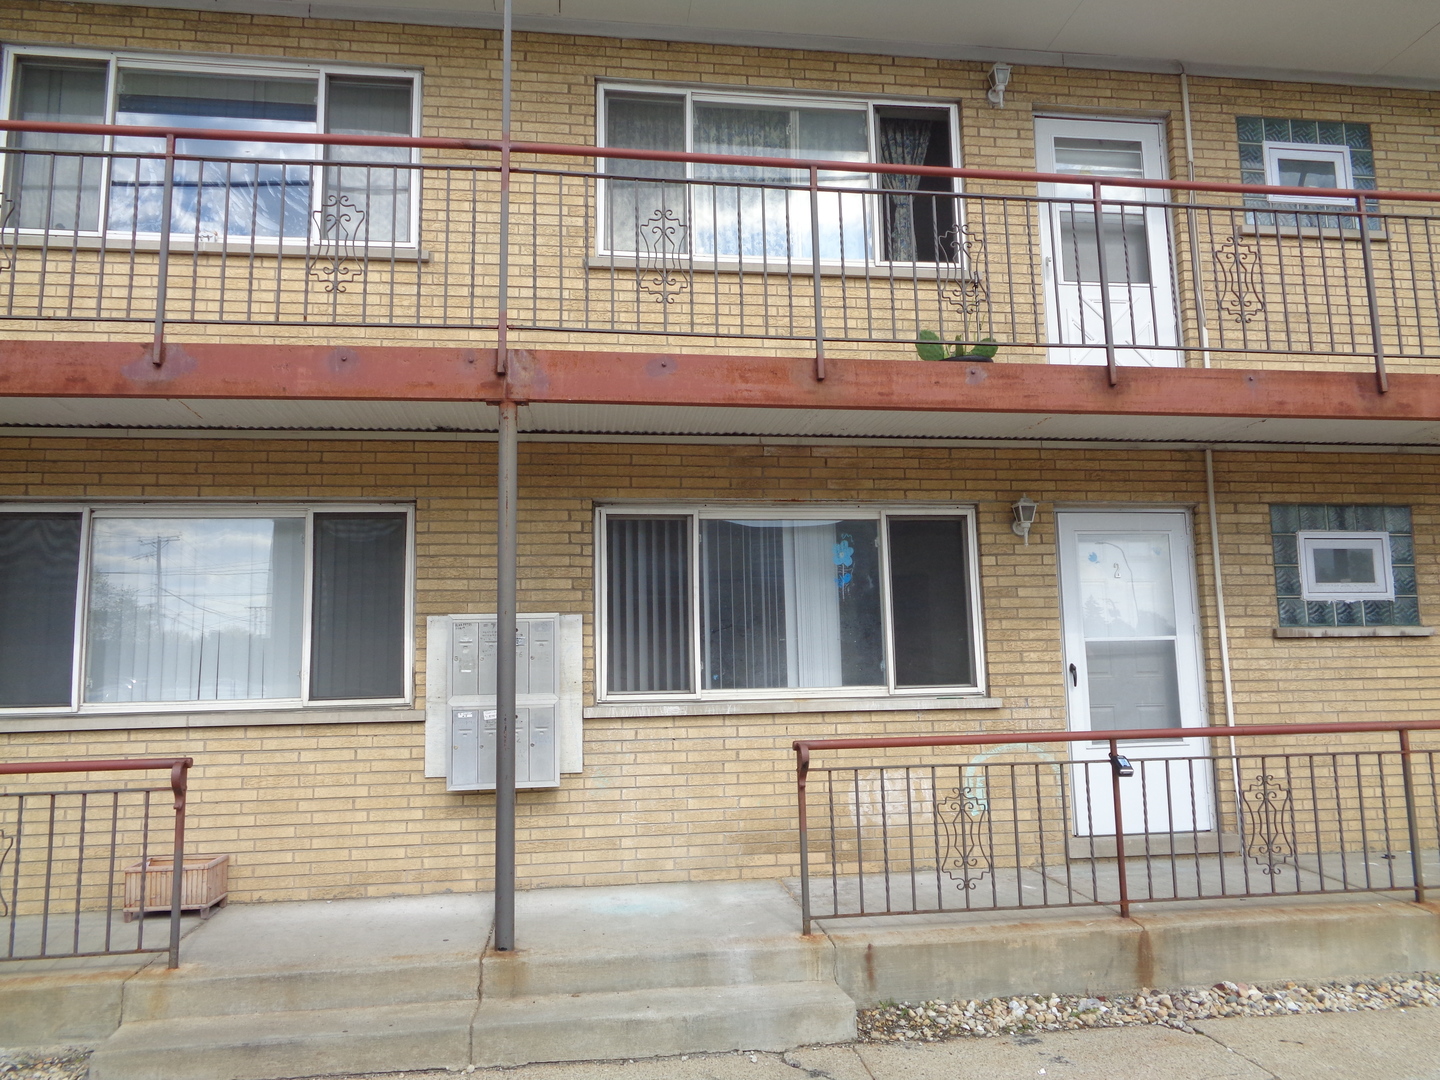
0, 757, 194, 969
3, 119, 1440, 388
792, 721, 1440, 933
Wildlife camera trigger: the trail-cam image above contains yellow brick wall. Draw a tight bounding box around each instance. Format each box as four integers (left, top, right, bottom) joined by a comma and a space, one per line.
2, 4, 1437, 371
2, 434, 1438, 898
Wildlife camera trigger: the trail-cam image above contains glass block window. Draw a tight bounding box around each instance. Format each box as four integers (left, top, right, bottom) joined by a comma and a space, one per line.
1237, 117, 1377, 230
1271, 505, 1417, 627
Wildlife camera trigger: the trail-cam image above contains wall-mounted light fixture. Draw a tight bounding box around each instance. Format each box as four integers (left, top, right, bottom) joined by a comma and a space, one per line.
1011, 494, 1038, 544
987, 62, 1013, 108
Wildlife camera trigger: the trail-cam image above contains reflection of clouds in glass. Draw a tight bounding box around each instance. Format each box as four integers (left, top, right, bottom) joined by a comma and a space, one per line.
1076, 534, 1176, 639
109, 116, 316, 239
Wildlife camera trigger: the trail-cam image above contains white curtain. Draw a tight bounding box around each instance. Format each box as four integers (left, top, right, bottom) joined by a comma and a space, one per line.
84, 517, 304, 703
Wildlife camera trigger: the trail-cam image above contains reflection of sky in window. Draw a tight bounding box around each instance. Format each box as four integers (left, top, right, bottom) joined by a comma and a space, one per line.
109, 113, 316, 238
89, 517, 290, 635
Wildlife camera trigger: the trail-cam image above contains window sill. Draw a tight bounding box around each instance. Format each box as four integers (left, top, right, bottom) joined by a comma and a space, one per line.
586, 254, 949, 280
584, 694, 1002, 719
1273, 626, 1433, 638
5, 234, 430, 262
0, 705, 423, 734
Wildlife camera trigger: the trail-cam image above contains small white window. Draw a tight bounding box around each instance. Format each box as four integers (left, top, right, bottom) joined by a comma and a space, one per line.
1297, 531, 1393, 600
1262, 142, 1354, 205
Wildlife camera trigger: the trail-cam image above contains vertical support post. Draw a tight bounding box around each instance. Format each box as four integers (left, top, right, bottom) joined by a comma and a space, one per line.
1356, 193, 1388, 394
151, 134, 176, 368
167, 760, 187, 969
809, 166, 826, 382
1399, 729, 1426, 904
796, 744, 812, 935
1109, 739, 1130, 918
491, 0, 518, 954
1092, 181, 1118, 387
494, 400, 519, 950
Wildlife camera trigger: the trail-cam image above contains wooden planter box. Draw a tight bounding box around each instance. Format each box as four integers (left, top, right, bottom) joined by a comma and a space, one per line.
123, 854, 229, 922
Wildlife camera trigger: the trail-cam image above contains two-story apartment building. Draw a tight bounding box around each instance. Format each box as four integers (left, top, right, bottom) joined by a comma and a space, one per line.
2, 0, 1439, 919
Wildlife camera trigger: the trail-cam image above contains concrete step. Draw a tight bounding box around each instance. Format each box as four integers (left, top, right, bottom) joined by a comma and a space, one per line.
472, 982, 858, 1067
85, 999, 476, 1080
119, 955, 480, 1020
484, 880, 833, 998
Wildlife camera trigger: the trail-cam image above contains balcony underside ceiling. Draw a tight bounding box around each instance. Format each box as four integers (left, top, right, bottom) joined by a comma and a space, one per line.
4, 396, 1440, 447
3, 341, 1440, 446
106, 0, 1440, 87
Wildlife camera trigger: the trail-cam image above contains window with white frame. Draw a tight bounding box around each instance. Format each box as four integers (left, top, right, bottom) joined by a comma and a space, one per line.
2, 47, 420, 244
1297, 531, 1394, 601
0, 506, 412, 713
599, 85, 958, 265
598, 506, 983, 700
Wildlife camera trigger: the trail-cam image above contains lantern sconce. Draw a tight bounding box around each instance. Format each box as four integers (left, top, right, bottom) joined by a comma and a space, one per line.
987, 62, 1013, 108
1011, 495, 1038, 545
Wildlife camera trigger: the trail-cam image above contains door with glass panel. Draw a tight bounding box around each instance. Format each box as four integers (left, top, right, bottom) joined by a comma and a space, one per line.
1035, 117, 1179, 366
1057, 511, 1212, 837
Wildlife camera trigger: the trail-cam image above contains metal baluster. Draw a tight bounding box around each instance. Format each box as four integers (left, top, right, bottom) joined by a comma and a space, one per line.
1110, 739, 1129, 917
1357, 193, 1388, 392
151, 135, 175, 367
1093, 181, 1119, 385
809, 165, 826, 381
1399, 730, 1427, 903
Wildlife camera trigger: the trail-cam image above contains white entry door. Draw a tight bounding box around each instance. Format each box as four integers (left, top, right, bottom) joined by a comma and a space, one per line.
1036, 117, 1180, 367
1057, 511, 1213, 837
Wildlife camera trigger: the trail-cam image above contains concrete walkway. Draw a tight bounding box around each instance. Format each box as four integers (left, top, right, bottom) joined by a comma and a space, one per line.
310, 1009, 1440, 1080
1, 879, 1437, 1079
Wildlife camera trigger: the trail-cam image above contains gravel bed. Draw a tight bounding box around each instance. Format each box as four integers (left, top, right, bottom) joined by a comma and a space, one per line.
857, 971, 1440, 1042
0, 1047, 91, 1080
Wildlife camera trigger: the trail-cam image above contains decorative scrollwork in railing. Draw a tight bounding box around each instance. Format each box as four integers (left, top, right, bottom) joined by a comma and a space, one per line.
307, 195, 367, 294
938, 785, 991, 890
936, 224, 988, 317
637, 208, 690, 304
1213, 235, 1265, 323
0, 827, 11, 917
1240, 772, 1295, 876
0, 196, 16, 276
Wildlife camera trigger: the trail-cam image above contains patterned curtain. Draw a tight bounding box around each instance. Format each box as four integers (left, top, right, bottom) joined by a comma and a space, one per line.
879, 118, 933, 263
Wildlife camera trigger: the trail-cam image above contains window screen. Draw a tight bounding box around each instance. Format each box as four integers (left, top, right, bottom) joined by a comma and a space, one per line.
309, 512, 408, 700
0, 513, 82, 707
9, 59, 106, 232
887, 517, 974, 688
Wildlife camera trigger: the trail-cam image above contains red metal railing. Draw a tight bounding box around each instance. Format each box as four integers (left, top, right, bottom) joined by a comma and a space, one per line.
3, 119, 1440, 389
0, 758, 193, 968
793, 721, 1440, 933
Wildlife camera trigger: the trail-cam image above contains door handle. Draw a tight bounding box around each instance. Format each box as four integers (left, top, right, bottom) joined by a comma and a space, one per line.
1069, 663, 1078, 687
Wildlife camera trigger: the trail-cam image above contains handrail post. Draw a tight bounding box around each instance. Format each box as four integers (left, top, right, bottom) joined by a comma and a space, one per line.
809, 165, 826, 382
1356, 193, 1388, 394
1399, 729, 1426, 904
151, 134, 176, 368
1109, 738, 1130, 918
167, 760, 188, 969
796, 743, 812, 935
1092, 180, 1119, 387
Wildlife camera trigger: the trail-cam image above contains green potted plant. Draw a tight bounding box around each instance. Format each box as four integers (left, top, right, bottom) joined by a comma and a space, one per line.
915, 330, 999, 362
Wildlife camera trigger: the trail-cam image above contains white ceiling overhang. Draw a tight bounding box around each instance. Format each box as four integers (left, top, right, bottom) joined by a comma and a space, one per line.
94, 0, 1440, 89
5, 398, 1440, 450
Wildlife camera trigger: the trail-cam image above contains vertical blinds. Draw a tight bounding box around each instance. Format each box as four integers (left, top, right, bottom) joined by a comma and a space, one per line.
606, 517, 691, 693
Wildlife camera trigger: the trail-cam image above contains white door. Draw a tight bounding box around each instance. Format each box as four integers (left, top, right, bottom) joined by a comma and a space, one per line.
1057, 511, 1213, 836
1036, 118, 1179, 367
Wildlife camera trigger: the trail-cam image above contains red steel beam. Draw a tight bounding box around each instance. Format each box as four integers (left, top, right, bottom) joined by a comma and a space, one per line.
4, 340, 1440, 423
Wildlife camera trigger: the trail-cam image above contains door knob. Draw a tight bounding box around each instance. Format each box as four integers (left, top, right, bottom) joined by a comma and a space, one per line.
1069, 663, 1078, 687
